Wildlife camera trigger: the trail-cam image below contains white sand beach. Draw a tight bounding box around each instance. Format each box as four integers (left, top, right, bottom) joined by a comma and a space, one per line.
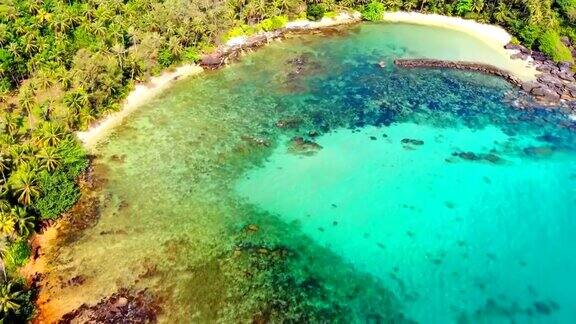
383, 11, 538, 81
77, 12, 362, 149
76, 64, 203, 148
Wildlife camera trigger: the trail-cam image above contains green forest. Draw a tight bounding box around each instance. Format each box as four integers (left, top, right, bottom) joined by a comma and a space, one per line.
0, 0, 574, 321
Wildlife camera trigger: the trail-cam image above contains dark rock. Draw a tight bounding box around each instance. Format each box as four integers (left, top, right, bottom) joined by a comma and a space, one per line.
531, 86, 561, 102
558, 61, 573, 72
560, 36, 571, 47
504, 43, 523, 50
200, 53, 224, 68
288, 136, 322, 155
378, 61, 387, 68
65, 275, 86, 287
59, 289, 161, 323
276, 117, 302, 129
523, 146, 555, 157
531, 51, 548, 61
457, 152, 480, 161
557, 72, 575, 82
536, 65, 553, 73
308, 130, 319, 137
401, 138, 424, 145
566, 83, 576, 97
505, 44, 530, 54
482, 153, 502, 164
537, 74, 563, 86
521, 81, 540, 93
394, 59, 523, 87
240, 135, 270, 147
533, 301, 553, 315
511, 52, 529, 60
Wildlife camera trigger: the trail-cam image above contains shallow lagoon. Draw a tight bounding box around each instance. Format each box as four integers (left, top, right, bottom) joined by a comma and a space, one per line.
39, 23, 576, 322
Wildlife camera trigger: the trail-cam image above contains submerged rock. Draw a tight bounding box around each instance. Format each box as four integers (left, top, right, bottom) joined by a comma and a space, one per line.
453, 151, 503, 163
456, 151, 480, 161
288, 136, 322, 155
523, 146, 555, 158
401, 138, 424, 145
59, 288, 161, 323
240, 135, 270, 147
276, 117, 303, 129
246, 224, 259, 232
482, 153, 502, 164
308, 130, 319, 137
533, 301, 553, 315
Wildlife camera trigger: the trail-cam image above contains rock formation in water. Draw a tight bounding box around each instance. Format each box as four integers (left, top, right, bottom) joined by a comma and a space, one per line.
394, 55, 576, 109
394, 58, 524, 87
288, 136, 323, 155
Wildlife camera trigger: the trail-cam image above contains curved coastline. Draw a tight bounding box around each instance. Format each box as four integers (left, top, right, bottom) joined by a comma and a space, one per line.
29, 13, 576, 323
75, 12, 362, 149
76, 11, 539, 149
382, 11, 538, 82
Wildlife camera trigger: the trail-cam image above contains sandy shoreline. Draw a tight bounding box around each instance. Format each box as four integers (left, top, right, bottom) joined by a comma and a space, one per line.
32, 11, 569, 323
77, 11, 538, 148
382, 11, 538, 82
76, 11, 362, 149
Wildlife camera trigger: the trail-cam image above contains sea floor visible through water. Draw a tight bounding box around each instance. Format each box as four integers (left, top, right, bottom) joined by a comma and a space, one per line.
36, 22, 576, 323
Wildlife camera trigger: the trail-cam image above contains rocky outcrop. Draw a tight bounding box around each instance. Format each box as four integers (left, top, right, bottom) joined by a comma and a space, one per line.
59, 289, 161, 324
288, 136, 322, 155
505, 42, 576, 106
394, 56, 576, 108
394, 59, 524, 87
200, 13, 361, 70
200, 31, 283, 69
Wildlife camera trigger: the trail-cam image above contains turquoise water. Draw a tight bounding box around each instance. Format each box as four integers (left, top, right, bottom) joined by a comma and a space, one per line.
40, 23, 576, 322
237, 124, 576, 322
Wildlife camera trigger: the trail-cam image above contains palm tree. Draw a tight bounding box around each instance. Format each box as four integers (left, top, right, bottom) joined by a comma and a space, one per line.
493, 2, 510, 24
472, 0, 484, 13
10, 171, 40, 206
0, 283, 22, 318
0, 155, 10, 184
50, 8, 73, 34
0, 200, 9, 214
2, 114, 21, 136
37, 147, 60, 172
63, 88, 89, 113
91, 20, 107, 37
0, 213, 15, 237
6, 43, 20, 59
37, 123, 62, 147
109, 43, 127, 70
56, 68, 73, 90
36, 8, 52, 24
8, 146, 29, 169
35, 69, 55, 90
17, 87, 35, 127
10, 207, 34, 237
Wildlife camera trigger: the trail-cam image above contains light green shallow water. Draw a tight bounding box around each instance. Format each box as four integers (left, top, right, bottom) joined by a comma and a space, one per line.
40, 23, 576, 323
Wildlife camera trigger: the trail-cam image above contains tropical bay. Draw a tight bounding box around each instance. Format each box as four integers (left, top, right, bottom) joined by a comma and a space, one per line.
1, 1, 576, 323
